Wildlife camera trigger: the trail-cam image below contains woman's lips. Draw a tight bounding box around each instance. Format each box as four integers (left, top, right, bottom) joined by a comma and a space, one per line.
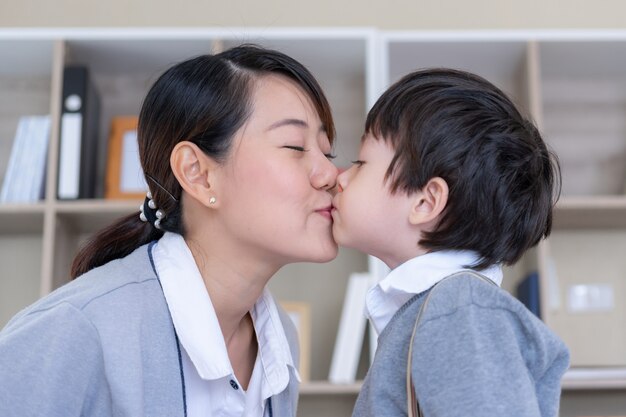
316, 205, 334, 219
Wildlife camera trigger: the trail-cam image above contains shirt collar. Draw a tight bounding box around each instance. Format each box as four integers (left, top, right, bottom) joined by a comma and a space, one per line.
366, 250, 503, 335
251, 290, 301, 398
153, 232, 297, 397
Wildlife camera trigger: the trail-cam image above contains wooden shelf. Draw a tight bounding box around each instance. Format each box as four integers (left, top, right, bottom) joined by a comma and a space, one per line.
300, 381, 362, 395
0, 203, 45, 234
553, 196, 626, 229
562, 367, 626, 390
54, 199, 141, 233
301, 372, 626, 394
54, 198, 141, 212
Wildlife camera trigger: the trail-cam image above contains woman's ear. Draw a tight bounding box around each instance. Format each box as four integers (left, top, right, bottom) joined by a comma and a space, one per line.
408, 177, 449, 226
170, 141, 220, 207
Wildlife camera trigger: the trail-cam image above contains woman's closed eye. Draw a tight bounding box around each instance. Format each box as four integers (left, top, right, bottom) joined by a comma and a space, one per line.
284, 145, 336, 160
283, 145, 308, 153
351, 160, 365, 167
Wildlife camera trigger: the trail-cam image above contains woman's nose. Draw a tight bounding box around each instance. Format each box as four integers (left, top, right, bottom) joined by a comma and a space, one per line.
312, 156, 339, 191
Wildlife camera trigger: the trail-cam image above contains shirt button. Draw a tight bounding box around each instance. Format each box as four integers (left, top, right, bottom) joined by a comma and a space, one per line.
229, 379, 239, 390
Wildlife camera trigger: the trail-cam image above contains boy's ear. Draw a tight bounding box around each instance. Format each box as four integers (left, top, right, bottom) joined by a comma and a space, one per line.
170, 141, 220, 207
408, 177, 449, 226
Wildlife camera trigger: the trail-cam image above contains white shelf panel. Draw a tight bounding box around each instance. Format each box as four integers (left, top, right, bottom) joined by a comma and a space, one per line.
300, 381, 362, 395
55, 199, 141, 212
562, 367, 626, 390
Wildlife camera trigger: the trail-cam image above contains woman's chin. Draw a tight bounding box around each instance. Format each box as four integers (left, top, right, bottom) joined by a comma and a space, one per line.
306, 242, 339, 263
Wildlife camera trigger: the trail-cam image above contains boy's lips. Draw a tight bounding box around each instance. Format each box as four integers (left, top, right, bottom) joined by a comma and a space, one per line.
315, 205, 334, 219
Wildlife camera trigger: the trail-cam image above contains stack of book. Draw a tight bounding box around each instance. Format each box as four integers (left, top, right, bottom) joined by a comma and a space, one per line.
0, 115, 51, 203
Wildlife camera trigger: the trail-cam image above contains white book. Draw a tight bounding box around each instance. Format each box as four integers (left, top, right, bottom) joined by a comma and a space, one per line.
1, 117, 29, 203
1, 116, 51, 203
17, 118, 33, 202
28, 116, 51, 202
20, 116, 37, 202
57, 112, 83, 199
329, 272, 371, 384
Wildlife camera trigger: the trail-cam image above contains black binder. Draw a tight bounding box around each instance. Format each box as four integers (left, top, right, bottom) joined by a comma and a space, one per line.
516, 271, 541, 318
57, 65, 101, 199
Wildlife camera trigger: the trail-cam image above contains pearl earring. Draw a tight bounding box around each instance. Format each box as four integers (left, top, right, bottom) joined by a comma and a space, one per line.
209, 197, 217, 204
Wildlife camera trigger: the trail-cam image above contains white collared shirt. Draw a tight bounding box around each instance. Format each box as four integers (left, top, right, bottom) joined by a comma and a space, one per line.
366, 250, 503, 335
152, 232, 299, 417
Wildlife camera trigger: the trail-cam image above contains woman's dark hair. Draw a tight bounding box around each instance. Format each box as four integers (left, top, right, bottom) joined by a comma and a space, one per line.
71, 45, 335, 279
366, 68, 561, 269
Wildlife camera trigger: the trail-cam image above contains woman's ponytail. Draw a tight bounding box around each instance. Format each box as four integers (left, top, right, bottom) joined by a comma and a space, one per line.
70, 213, 162, 279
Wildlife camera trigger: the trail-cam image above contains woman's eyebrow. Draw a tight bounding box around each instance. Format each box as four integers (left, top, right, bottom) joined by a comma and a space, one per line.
266, 118, 308, 131
266, 118, 326, 133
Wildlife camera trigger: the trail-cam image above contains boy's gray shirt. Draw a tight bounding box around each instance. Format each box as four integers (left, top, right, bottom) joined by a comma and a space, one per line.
0, 243, 300, 417
353, 272, 569, 417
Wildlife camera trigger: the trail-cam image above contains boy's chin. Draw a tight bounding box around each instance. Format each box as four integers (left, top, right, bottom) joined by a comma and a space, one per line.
331, 229, 359, 252
331, 226, 347, 247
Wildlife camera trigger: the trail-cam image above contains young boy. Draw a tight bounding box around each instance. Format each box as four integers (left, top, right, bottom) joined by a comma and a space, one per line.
332, 68, 569, 417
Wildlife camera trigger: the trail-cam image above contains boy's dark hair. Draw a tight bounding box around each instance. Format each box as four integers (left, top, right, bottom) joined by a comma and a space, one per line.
366, 68, 561, 269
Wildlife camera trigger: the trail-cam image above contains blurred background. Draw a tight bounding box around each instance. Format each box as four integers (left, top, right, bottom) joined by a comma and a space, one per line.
1, 2, 626, 416
1, 0, 626, 29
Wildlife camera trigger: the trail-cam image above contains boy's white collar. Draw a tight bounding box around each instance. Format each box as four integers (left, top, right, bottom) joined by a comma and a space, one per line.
366, 250, 503, 335
380, 250, 502, 295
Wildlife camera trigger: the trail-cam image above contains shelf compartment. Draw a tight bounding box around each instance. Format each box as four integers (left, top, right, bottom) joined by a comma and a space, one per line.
0, 39, 55, 198
54, 199, 141, 234
0, 204, 46, 234
540, 229, 626, 367
539, 41, 626, 197
48, 199, 141, 290
63, 39, 212, 199
0, 235, 42, 327
383, 38, 534, 116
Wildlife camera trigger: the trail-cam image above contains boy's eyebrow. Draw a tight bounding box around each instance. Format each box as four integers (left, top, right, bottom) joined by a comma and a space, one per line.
266, 118, 326, 133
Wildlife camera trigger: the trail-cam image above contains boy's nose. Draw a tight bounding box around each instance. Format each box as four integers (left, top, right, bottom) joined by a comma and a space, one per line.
336, 169, 348, 193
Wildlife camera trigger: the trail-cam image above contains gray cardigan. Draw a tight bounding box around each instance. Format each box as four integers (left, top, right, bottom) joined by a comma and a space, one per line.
353, 272, 570, 417
0, 243, 300, 417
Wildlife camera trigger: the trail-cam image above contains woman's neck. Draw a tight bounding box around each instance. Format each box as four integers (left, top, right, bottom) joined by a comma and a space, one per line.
186, 235, 275, 389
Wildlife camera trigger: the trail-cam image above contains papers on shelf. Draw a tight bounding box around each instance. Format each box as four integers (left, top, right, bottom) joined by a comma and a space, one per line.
329, 272, 371, 384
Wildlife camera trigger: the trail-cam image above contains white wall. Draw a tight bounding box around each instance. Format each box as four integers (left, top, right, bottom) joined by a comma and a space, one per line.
1, 0, 625, 29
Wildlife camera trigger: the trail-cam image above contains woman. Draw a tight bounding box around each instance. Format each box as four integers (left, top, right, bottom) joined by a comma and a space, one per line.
0, 45, 338, 417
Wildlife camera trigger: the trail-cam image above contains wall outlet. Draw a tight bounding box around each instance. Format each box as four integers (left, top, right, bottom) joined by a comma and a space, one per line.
567, 284, 614, 313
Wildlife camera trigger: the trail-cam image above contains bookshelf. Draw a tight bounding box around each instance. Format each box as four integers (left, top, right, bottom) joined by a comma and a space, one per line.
1, 28, 626, 417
